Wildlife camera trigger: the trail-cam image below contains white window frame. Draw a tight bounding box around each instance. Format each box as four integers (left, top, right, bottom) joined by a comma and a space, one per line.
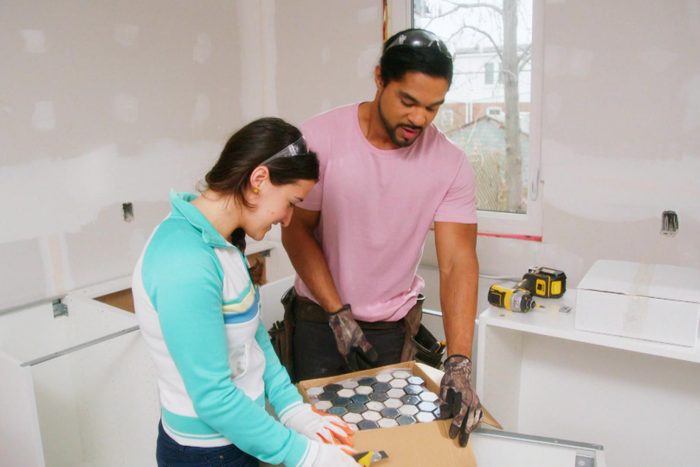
389, 0, 544, 239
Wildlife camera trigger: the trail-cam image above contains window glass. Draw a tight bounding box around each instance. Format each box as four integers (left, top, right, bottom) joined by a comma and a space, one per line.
485, 62, 495, 85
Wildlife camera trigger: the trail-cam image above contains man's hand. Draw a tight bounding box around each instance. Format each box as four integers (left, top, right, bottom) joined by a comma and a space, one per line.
328, 305, 378, 371
439, 354, 483, 447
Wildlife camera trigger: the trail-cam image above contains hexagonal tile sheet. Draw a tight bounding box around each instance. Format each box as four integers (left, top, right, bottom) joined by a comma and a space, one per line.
323, 383, 343, 393
328, 406, 348, 417
369, 391, 389, 402
399, 404, 419, 416
306, 367, 441, 431
334, 396, 351, 407
400, 394, 421, 406
350, 394, 369, 405
407, 375, 425, 385
358, 377, 377, 386
371, 382, 391, 392
315, 400, 332, 411
383, 398, 403, 409
378, 418, 399, 428
366, 401, 385, 412
346, 402, 366, 414
415, 411, 436, 423
341, 379, 359, 389
357, 419, 380, 430
418, 401, 438, 412
342, 412, 363, 424
389, 378, 407, 388
404, 384, 423, 395
396, 414, 416, 425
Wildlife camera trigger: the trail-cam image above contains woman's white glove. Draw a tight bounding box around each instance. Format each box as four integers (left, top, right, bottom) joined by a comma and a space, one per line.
300, 440, 358, 467
280, 403, 354, 445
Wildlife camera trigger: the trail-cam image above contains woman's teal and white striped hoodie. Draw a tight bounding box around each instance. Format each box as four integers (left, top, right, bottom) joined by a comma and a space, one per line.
132, 191, 311, 466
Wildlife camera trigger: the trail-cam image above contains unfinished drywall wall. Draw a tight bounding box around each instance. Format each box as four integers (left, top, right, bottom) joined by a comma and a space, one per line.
4, 0, 697, 310
539, 0, 700, 283
274, 0, 381, 126
0, 1, 249, 309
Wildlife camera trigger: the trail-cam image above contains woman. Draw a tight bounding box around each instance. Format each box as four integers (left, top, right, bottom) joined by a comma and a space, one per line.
132, 118, 358, 466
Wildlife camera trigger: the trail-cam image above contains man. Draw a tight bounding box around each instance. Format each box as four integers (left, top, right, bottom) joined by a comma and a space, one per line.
281, 28, 482, 447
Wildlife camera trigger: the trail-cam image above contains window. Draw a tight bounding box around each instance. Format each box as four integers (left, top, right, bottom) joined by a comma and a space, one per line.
393, 0, 543, 237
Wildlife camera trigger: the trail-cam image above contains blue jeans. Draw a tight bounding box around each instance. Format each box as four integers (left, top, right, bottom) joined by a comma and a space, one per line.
156, 421, 258, 467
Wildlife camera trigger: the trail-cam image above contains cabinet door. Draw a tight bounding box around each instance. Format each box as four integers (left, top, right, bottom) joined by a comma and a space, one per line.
0, 354, 45, 467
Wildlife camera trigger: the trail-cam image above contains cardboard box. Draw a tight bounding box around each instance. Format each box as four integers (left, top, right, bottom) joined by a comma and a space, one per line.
575, 260, 700, 347
298, 362, 500, 466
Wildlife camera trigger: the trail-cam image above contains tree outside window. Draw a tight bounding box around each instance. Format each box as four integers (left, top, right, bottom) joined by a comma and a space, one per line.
414, 0, 533, 215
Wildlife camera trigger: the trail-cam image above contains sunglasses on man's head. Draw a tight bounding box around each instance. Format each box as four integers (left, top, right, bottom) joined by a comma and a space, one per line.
384, 30, 451, 59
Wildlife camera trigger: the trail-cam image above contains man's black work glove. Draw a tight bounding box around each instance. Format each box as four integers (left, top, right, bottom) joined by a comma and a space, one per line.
328, 305, 378, 371
439, 354, 483, 447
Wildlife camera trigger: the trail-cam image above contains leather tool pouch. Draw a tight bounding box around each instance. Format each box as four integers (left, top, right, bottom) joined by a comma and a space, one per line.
400, 294, 445, 368
413, 323, 445, 368
268, 287, 297, 381
400, 294, 425, 362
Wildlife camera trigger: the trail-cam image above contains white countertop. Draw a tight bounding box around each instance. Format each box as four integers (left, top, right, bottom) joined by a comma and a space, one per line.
478, 289, 700, 364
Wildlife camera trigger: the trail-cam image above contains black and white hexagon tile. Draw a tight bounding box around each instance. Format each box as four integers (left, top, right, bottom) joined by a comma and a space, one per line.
305, 368, 441, 431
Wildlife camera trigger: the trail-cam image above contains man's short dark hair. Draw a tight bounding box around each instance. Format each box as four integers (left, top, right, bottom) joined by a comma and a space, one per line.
380, 28, 453, 86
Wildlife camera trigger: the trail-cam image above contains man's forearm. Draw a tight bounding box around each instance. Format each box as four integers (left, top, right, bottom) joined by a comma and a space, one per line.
439, 256, 479, 357
282, 226, 342, 313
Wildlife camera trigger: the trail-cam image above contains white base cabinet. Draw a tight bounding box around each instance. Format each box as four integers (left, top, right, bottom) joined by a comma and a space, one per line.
0, 277, 158, 467
1, 265, 294, 467
476, 291, 700, 467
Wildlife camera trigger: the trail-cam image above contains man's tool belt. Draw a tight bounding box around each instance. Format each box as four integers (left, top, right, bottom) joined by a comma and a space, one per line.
268, 288, 445, 382
293, 294, 400, 329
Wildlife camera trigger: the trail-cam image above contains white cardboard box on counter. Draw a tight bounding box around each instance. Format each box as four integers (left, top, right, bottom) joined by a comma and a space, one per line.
575, 260, 700, 347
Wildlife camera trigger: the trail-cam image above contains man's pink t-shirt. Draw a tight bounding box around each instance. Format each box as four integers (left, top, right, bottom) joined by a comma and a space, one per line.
294, 103, 477, 322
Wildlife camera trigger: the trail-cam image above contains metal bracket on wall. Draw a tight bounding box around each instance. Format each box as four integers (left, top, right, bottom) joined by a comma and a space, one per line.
661, 210, 679, 236
52, 298, 68, 318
